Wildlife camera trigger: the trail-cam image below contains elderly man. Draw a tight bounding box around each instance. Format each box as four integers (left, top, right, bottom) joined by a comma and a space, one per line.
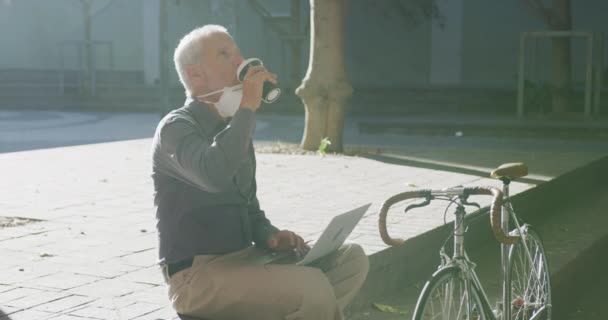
151, 24, 369, 320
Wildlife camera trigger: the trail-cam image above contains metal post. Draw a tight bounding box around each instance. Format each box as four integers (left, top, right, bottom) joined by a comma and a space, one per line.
91, 42, 96, 97
517, 33, 527, 117
291, 0, 302, 88
585, 33, 594, 117
594, 33, 604, 115
159, 0, 170, 115
501, 182, 511, 320
58, 44, 65, 95
77, 43, 83, 95
535, 35, 540, 85
83, 0, 93, 96
108, 42, 114, 96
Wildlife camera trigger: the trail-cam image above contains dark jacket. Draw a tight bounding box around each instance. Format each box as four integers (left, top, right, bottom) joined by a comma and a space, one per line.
151, 97, 278, 265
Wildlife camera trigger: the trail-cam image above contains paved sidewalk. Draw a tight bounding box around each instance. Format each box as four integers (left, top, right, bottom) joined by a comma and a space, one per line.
0, 137, 604, 319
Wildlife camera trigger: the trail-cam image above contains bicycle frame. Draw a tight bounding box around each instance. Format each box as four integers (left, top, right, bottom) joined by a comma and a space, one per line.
501, 182, 512, 320
442, 204, 497, 320
502, 185, 550, 320
440, 183, 542, 320
501, 181, 540, 319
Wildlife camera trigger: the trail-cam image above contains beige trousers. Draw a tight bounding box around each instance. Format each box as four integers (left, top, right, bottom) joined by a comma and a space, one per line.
162, 243, 369, 320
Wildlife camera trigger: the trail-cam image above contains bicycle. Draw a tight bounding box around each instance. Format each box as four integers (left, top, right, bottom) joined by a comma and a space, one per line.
378, 163, 552, 320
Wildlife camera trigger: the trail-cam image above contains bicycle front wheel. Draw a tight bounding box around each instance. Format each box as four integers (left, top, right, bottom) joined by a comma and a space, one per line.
509, 228, 552, 320
413, 266, 490, 320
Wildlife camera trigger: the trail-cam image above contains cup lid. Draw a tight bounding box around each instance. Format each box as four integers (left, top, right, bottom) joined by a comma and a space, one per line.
236, 58, 263, 80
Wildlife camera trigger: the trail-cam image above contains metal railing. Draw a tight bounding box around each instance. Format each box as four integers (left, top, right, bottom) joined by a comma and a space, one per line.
517, 31, 605, 118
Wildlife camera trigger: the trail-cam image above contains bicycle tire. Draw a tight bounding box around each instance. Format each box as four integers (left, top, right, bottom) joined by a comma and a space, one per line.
509, 228, 552, 320
413, 266, 492, 320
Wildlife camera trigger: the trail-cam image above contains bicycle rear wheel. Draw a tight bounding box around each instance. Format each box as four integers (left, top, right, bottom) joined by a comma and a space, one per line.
509, 228, 552, 320
413, 266, 490, 320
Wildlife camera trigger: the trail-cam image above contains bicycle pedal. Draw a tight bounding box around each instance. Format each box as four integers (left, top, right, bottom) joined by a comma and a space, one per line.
492, 310, 502, 318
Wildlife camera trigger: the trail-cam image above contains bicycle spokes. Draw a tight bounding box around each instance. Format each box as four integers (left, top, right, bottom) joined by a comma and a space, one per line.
420, 272, 485, 319
510, 230, 551, 320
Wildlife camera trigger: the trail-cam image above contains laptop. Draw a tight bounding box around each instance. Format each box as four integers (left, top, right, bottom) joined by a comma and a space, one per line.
263, 203, 371, 266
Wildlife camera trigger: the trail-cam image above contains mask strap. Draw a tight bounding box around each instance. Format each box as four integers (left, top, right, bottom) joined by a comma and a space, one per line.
195, 84, 243, 105
196, 87, 224, 100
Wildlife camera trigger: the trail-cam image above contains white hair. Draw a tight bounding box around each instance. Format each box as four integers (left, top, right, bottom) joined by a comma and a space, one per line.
173, 24, 229, 96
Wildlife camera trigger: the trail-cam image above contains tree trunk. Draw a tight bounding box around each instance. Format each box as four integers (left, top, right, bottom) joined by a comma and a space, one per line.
296, 0, 352, 152
549, 0, 572, 113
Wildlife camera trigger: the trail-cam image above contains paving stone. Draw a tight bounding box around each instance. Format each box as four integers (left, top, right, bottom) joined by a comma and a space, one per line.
111, 249, 158, 268
67, 305, 119, 320
63, 297, 165, 320
66, 278, 155, 298
0, 287, 45, 304
4, 290, 70, 309
106, 236, 156, 253
0, 228, 31, 242
47, 314, 100, 320
65, 261, 141, 279
0, 285, 14, 294
115, 266, 164, 286
34, 239, 107, 257
0, 233, 54, 251
0, 304, 22, 316
0, 248, 42, 266
19, 272, 102, 290
66, 245, 133, 262
130, 306, 177, 320
38, 253, 100, 267
0, 308, 53, 320
120, 285, 168, 305
33, 295, 96, 313
89, 296, 140, 310
0, 260, 67, 285
115, 302, 163, 320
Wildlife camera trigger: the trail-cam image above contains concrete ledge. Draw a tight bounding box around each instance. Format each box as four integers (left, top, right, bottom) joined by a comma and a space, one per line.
551, 233, 608, 316
512, 155, 608, 224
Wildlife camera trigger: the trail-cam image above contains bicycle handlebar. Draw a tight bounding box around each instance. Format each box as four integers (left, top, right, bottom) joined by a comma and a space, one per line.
378, 186, 519, 246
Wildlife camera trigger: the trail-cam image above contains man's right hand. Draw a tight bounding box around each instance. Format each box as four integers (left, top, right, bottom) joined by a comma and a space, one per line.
266, 230, 310, 257
239, 65, 278, 112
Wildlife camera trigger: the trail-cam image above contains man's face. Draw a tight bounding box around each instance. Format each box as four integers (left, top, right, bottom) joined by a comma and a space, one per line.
200, 32, 244, 93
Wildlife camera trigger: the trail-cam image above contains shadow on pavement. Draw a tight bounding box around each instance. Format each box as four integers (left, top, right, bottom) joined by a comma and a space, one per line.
0, 111, 112, 131
0, 110, 157, 154
360, 153, 547, 185
0, 309, 12, 319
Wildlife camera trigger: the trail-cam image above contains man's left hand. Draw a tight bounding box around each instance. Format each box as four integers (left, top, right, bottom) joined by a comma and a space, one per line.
267, 230, 310, 256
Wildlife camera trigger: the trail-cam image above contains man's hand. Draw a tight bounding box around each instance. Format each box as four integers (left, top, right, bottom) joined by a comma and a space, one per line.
239, 65, 278, 112
267, 230, 310, 256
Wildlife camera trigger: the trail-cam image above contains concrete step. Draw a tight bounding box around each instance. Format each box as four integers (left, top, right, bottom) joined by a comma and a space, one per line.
0, 69, 144, 85
0, 82, 155, 93
0, 96, 161, 111
358, 119, 608, 140
0, 84, 189, 111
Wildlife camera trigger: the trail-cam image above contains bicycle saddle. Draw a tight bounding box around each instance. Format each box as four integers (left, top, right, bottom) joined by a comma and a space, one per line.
491, 162, 528, 179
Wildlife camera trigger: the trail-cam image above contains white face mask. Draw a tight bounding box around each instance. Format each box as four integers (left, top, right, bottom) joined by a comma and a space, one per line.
196, 84, 243, 118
